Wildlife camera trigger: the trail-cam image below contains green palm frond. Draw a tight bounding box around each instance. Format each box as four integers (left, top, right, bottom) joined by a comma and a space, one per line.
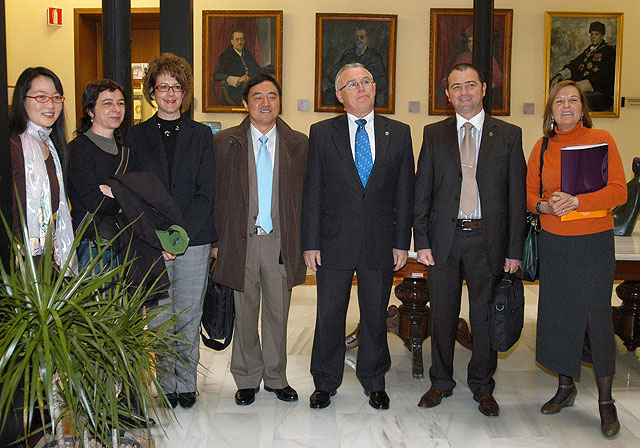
0, 208, 182, 447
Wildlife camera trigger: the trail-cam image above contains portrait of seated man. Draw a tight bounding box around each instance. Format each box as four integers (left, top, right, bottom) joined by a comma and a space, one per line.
212, 31, 273, 106
549, 21, 615, 112
324, 26, 388, 108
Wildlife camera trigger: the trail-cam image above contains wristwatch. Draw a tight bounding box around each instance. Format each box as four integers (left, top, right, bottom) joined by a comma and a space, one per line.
536, 200, 545, 214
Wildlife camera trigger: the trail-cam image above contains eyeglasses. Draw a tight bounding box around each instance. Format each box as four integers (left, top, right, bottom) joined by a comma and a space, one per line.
338, 78, 373, 91
25, 95, 65, 104
154, 84, 185, 93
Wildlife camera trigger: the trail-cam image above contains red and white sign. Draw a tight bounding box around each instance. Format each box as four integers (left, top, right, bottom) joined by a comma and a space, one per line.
47, 8, 63, 26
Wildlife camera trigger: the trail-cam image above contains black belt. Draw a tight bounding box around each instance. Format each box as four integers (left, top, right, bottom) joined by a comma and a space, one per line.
456, 219, 483, 230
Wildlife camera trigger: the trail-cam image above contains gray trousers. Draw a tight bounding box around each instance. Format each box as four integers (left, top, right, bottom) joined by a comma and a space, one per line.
148, 243, 210, 394
231, 233, 291, 389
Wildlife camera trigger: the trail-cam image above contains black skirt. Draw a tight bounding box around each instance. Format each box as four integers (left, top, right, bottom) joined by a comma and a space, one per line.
535, 229, 616, 378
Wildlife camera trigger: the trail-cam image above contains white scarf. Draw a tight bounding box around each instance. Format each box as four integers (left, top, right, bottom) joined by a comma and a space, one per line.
20, 120, 77, 275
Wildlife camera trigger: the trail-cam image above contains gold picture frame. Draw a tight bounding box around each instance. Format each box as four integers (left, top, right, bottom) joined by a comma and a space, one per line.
314, 13, 397, 114
202, 10, 283, 113
544, 12, 623, 118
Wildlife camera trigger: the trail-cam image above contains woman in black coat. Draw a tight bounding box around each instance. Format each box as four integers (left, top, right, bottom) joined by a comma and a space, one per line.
68, 79, 138, 270
124, 53, 216, 409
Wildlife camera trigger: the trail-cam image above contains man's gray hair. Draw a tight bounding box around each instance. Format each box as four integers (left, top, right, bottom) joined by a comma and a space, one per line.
334, 63, 373, 91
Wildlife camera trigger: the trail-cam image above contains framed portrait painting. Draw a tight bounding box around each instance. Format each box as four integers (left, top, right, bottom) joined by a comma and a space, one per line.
429, 8, 513, 116
315, 13, 397, 114
202, 10, 283, 113
545, 12, 623, 118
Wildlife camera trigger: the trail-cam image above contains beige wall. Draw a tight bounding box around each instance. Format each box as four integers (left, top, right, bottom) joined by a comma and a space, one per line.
6, 0, 639, 178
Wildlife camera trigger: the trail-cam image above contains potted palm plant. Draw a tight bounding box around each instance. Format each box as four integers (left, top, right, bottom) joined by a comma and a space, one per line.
0, 214, 179, 447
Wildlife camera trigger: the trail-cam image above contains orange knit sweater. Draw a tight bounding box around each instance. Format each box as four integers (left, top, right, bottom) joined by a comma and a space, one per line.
526, 125, 627, 236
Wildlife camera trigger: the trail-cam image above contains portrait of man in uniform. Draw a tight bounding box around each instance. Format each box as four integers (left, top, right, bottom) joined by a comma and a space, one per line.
545, 13, 623, 117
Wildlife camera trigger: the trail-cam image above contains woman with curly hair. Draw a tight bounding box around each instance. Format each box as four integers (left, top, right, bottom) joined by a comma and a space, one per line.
125, 53, 216, 409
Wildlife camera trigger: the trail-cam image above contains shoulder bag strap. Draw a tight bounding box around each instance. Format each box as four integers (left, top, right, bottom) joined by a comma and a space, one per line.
538, 137, 548, 198
115, 146, 130, 175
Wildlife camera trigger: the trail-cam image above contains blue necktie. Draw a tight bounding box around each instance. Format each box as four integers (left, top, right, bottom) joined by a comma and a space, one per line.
355, 119, 373, 187
256, 135, 273, 233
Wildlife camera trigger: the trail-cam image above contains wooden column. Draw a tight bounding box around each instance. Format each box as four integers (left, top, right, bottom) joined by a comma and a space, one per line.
473, 0, 494, 115
102, 0, 133, 131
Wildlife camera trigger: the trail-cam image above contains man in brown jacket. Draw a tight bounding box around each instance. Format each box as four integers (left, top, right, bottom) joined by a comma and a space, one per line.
212, 74, 308, 406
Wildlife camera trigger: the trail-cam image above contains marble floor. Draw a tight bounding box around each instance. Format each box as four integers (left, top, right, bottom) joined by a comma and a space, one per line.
148, 283, 640, 447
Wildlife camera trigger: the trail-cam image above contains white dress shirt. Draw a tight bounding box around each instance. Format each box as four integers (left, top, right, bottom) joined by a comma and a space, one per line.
455, 109, 484, 219
347, 110, 376, 163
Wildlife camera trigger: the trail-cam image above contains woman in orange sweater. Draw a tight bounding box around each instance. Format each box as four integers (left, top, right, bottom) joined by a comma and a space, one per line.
527, 80, 627, 437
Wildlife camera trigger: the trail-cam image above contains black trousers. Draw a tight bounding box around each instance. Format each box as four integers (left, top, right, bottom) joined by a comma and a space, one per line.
427, 228, 498, 396
310, 243, 393, 393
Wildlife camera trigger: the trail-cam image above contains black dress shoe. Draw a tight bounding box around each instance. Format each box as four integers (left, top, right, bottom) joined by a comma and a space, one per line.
264, 385, 298, 402
178, 391, 197, 408
164, 392, 179, 409
235, 387, 260, 406
309, 390, 336, 409
365, 390, 390, 410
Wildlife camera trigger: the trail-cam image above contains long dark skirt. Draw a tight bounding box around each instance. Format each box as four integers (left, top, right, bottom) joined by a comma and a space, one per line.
536, 229, 616, 378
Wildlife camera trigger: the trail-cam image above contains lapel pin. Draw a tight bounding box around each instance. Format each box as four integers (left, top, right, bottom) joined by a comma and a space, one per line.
489, 132, 494, 137
385, 131, 390, 136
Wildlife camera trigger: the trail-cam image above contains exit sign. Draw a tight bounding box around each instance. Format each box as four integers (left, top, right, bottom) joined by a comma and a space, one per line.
47, 7, 63, 26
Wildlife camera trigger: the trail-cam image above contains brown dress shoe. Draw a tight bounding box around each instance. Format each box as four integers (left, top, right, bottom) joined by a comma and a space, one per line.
474, 394, 499, 417
418, 387, 452, 408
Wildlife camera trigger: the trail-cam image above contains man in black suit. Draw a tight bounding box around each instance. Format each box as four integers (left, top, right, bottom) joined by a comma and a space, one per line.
414, 63, 526, 417
302, 62, 414, 410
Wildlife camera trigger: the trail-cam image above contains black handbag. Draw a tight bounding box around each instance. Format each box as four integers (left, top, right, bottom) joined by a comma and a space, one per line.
521, 212, 541, 282
520, 137, 548, 282
200, 260, 235, 351
489, 273, 525, 352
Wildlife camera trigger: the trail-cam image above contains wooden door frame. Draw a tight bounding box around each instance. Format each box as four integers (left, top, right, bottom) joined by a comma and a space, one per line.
73, 8, 159, 123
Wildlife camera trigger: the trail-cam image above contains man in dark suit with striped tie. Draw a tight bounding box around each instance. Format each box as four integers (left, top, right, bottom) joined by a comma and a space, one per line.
302, 63, 414, 410
413, 63, 526, 417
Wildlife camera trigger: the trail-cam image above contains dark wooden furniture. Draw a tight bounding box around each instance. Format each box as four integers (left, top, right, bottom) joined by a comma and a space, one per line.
611, 230, 640, 350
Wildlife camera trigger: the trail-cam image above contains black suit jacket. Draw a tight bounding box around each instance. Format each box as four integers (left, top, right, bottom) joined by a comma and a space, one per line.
413, 115, 526, 276
302, 114, 414, 270
124, 115, 216, 246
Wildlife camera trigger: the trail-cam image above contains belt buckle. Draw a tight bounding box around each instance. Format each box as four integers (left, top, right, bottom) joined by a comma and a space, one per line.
460, 219, 473, 231
254, 226, 268, 236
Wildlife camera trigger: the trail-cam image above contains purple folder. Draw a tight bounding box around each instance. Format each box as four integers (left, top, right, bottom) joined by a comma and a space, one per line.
561, 143, 608, 195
